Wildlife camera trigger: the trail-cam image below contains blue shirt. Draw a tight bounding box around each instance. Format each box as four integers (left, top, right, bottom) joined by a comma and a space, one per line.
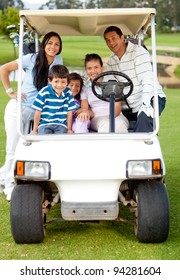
32, 84, 76, 128
16, 53, 63, 108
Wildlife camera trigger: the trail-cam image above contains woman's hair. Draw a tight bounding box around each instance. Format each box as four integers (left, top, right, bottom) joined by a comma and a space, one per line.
84, 53, 103, 68
33, 31, 62, 91
68, 72, 83, 100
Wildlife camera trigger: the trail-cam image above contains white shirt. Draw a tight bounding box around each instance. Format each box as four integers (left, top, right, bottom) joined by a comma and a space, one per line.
107, 41, 166, 113
81, 76, 111, 117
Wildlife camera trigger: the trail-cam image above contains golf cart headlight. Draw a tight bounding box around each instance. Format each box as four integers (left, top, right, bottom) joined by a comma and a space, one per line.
15, 161, 50, 180
127, 159, 162, 178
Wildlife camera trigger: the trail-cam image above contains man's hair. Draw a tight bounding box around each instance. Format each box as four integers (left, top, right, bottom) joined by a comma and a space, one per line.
48, 65, 69, 83
104, 26, 123, 39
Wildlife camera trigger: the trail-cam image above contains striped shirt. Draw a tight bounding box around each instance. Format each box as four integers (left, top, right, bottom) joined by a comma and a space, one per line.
107, 41, 166, 113
16, 53, 63, 108
32, 84, 76, 128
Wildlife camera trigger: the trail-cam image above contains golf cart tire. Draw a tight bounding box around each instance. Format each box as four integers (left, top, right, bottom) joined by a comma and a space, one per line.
135, 181, 169, 243
10, 184, 45, 244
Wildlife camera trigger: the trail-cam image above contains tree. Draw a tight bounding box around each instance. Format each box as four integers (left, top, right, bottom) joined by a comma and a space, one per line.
0, 0, 24, 11
86, 0, 97, 8
41, 0, 180, 31
41, 0, 83, 9
0, 6, 19, 36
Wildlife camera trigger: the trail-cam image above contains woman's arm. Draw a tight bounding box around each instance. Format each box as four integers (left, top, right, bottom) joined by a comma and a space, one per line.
0, 60, 18, 98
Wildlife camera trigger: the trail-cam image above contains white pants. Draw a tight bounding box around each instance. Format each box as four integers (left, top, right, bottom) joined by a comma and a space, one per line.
90, 113, 129, 133
72, 118, 90, 133
1, 99, 34, 196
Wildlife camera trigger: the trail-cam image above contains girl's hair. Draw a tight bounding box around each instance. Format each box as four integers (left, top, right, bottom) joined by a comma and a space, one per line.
48, 65, 69, 83
84, 53, 103, 68
33, 31, 62, 91
68, 72, 83, 100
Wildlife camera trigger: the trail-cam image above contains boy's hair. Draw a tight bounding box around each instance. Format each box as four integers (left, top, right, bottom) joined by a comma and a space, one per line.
84, 53, 103, 68
48, 65, 69, 83
104, 26, 123, 39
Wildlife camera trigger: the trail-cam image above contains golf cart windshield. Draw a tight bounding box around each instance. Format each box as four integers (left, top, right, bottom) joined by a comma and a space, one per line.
17, 8, 159, 140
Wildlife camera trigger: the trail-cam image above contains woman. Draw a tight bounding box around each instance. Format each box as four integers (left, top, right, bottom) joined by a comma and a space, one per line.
0, 31, 63, 201
80, 53, 129, 133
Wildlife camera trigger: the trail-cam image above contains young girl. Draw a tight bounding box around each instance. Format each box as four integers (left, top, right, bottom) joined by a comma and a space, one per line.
68, 72, 91, 133
80, 53, 129, 133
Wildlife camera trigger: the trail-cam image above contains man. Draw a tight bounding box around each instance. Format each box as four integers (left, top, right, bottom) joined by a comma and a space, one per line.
103, 26, 166, 132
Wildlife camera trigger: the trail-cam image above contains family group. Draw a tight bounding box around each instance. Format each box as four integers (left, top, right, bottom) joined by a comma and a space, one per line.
0, 26, 166, 200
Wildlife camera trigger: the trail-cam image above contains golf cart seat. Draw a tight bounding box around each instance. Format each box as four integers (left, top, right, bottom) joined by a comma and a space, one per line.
28, 99, 137, 134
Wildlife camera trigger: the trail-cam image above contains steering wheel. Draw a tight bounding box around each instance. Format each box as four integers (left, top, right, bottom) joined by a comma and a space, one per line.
91, 71, 133, 102
91, 71, 133, 133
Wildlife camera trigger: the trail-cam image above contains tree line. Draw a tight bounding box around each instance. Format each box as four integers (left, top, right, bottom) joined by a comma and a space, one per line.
0, 0, 180, 36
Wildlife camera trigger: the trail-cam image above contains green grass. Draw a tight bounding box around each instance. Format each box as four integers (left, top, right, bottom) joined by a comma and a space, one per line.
175, 65, 180, 78
151, 33, 180, 48
0, 85, 179, 260
0, 38, 18, 64
145, 33, 180, 49
0, 36, 110, 67
61, 36, 110, 66
1, 32, 180, 66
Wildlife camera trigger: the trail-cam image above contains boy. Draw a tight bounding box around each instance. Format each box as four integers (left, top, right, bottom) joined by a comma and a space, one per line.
32, 65, 76, 134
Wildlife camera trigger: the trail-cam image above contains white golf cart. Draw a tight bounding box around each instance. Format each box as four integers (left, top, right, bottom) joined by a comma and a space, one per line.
11, 8, 170, 244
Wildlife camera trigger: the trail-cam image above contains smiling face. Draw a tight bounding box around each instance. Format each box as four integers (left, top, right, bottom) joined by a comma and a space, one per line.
104, 31, 125, 58
85, 59, 103, 81
49, 76, 68, 96
68, 80, 81, 97
44, 36, 61, 59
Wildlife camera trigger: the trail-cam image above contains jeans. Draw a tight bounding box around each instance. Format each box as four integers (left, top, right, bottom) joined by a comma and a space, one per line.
134, 97, 166, 132
38, 124, 67, 134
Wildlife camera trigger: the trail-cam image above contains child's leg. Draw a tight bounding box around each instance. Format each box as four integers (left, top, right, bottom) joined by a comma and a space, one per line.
72, 119, 90, 133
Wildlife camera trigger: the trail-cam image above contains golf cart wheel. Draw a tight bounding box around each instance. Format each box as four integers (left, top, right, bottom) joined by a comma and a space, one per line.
134, 181, 170, 243
10, 184, 45, 244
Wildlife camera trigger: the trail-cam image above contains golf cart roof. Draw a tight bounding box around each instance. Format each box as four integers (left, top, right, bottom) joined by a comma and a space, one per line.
19, 8, 156, 36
